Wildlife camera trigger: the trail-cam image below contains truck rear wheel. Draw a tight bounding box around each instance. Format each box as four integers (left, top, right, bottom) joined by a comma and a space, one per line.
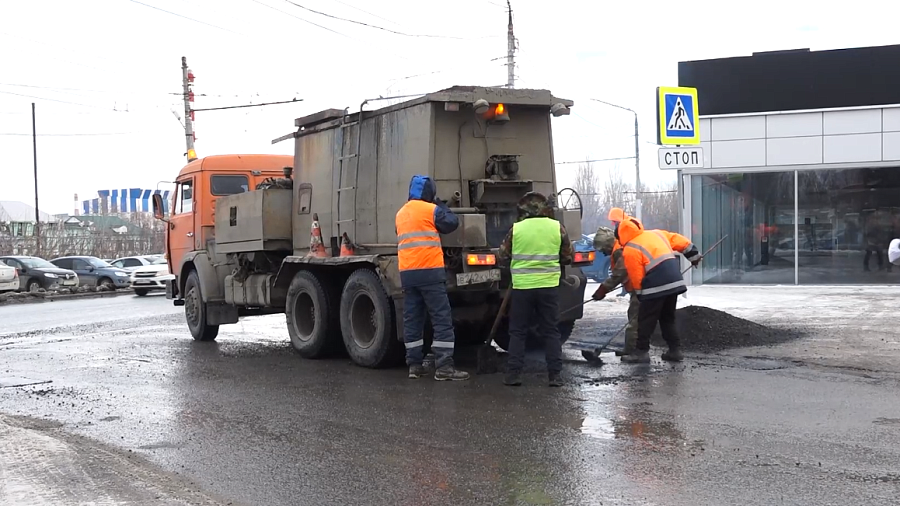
339, 269, 402, 368
184, 270, 219, 342
286, 270, 339, 358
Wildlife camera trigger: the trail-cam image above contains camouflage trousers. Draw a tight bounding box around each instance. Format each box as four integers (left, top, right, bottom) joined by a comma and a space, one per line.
623, 293, 639, 353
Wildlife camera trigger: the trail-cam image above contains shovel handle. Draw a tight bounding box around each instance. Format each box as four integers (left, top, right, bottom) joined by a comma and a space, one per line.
487, 289, 512, 344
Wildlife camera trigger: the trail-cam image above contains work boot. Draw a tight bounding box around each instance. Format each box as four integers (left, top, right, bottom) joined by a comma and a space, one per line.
408, 364, 427, 379
423, 353, 436, 371
661, 348, 684, 362
435, 366, 470, 381
548, 373, 564, 387
504, 372, 522, 386
621, 351, 651, 364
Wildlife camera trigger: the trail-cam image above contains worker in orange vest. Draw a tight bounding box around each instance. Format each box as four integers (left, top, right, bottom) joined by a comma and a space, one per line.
599, 216, 701, 363
395, 175, 469, 381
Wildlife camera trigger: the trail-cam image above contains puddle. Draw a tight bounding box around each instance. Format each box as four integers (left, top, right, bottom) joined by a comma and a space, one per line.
580, 416, 615, 439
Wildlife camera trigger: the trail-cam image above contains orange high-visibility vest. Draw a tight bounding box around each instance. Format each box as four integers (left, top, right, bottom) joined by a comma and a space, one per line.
619, 219, 687, 300
395, 200, 445, 272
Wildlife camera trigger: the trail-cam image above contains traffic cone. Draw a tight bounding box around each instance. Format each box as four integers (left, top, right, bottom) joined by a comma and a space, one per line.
308, 213, 327, 257
339, 232, 356, 257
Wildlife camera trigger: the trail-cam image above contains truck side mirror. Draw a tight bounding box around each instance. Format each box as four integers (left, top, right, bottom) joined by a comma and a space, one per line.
152, 194, 166, 221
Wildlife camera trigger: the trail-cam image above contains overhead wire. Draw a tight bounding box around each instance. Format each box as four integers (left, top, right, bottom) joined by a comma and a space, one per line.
125, 0, 245, 35
0, 132, 133, 137
328, 0, 404, 27
248, 0, 351, 37
0, 90, 126, 112
284, 0, 496, 39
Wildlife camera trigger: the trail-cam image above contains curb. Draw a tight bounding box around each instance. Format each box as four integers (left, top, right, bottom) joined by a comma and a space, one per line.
0, 289, 137, 306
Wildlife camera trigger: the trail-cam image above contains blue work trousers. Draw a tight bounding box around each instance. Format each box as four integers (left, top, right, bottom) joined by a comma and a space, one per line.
403, 281, 456, 368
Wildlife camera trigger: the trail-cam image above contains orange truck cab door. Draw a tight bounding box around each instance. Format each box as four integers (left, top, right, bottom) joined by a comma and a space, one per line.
168, 175, 197, 286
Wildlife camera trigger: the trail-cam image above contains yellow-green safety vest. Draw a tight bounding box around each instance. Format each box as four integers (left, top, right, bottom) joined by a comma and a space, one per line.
510, 217, 561, 289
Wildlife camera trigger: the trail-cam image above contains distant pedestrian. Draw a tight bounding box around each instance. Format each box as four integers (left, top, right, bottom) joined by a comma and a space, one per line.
395, 175, 469, 381
498, 192, 574, 387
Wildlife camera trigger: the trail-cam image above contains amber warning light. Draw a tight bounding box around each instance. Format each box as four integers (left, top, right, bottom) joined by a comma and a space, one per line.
467, 254, 496, 266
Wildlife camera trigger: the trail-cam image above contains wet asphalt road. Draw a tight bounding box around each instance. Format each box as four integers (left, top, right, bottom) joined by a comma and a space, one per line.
2, 294, 900, 505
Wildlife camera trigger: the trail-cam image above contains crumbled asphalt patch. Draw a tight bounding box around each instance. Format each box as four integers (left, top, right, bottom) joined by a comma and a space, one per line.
652, 305, 804, 352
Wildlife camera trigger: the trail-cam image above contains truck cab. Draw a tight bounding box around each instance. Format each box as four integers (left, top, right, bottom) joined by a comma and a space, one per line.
159, 154, 293, 298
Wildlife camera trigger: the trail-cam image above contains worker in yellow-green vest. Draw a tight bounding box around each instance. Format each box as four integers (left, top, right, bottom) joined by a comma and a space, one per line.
497, 192, 574, 387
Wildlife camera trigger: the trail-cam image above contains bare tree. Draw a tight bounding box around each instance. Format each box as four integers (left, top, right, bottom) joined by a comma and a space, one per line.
571, 160, 603, 237
640, 181, 679, 232
600, 165, 632, 221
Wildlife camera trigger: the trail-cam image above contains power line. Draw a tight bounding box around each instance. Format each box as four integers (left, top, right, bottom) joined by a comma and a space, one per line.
0, 90, 124, 111
556, 156, 635, 165
0, 132, 132, 136
329, 0, 403, 27
284, 0, 480, 39
248, 0, 351, 37
192, 98, 303, 112
126, 0, 244, 35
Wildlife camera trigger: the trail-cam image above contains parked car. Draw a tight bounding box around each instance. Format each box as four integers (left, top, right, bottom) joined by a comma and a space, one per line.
109, 255, 163, 272
0, 256, 79, 292
50, 256, 131, 289
129, 256, 174, 296
0, 259, 20, 293
573, 233, 612, 282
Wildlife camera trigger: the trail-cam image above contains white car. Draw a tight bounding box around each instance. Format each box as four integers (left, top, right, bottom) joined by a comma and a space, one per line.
130, 257, 175, 296
110, 255, 164, 272
0, 260, 20, 293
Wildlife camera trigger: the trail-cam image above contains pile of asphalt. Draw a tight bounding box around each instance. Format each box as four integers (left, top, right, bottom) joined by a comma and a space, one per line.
651, 305, 802, 352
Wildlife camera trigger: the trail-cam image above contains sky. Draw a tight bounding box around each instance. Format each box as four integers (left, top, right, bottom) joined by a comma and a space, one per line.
2, 0, 899, 215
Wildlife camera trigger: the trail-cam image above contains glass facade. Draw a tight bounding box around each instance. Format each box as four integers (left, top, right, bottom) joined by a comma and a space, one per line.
690, 167, 900, 285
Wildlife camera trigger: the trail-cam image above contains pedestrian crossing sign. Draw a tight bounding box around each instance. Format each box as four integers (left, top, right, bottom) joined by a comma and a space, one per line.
656, 86, 700, 145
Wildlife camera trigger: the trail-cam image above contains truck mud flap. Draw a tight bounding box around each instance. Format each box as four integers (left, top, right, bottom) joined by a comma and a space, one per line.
206, 303, 239, 326
558, 268, 587, 322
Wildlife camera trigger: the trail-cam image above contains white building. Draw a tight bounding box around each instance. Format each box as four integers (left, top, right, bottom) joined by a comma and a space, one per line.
679, 45, 900, 285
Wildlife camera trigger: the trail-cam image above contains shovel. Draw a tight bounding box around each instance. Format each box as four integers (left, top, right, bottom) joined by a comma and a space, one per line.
476, 289, 511, 374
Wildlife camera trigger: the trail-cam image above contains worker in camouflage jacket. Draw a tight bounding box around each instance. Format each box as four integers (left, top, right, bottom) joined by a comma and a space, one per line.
497, 192, 574, 387
592, 225, 639, 359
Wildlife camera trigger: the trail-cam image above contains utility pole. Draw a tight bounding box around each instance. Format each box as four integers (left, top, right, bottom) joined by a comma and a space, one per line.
589, 98, 642, 220
633, 113, 641, 221
181, 56, 196, 161
506, 0, 515, 88
32, 103, 40, 257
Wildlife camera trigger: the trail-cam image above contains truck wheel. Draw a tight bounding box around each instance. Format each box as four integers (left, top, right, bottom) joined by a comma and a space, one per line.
339, 268, 401, 368
184, 270, 219, 342
286, 271, 338, 358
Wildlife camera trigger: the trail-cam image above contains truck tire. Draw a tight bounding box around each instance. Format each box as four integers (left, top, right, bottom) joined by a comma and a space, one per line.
339, 268, 402, 368
184, 270, 219, 342
286, 271, 339, 358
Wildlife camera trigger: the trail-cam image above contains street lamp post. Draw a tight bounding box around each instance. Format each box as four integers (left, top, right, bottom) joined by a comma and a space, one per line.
589, 98, 641, 221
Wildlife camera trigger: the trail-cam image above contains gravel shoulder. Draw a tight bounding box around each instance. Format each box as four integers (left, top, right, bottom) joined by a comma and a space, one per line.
0, 414, 237, 505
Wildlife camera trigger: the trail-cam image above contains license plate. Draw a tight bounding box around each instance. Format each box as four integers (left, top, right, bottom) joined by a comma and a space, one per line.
0, 281, 17, 290
456, 269, 501, 287
62, 280, 77, 286
133, 280, 151, 285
